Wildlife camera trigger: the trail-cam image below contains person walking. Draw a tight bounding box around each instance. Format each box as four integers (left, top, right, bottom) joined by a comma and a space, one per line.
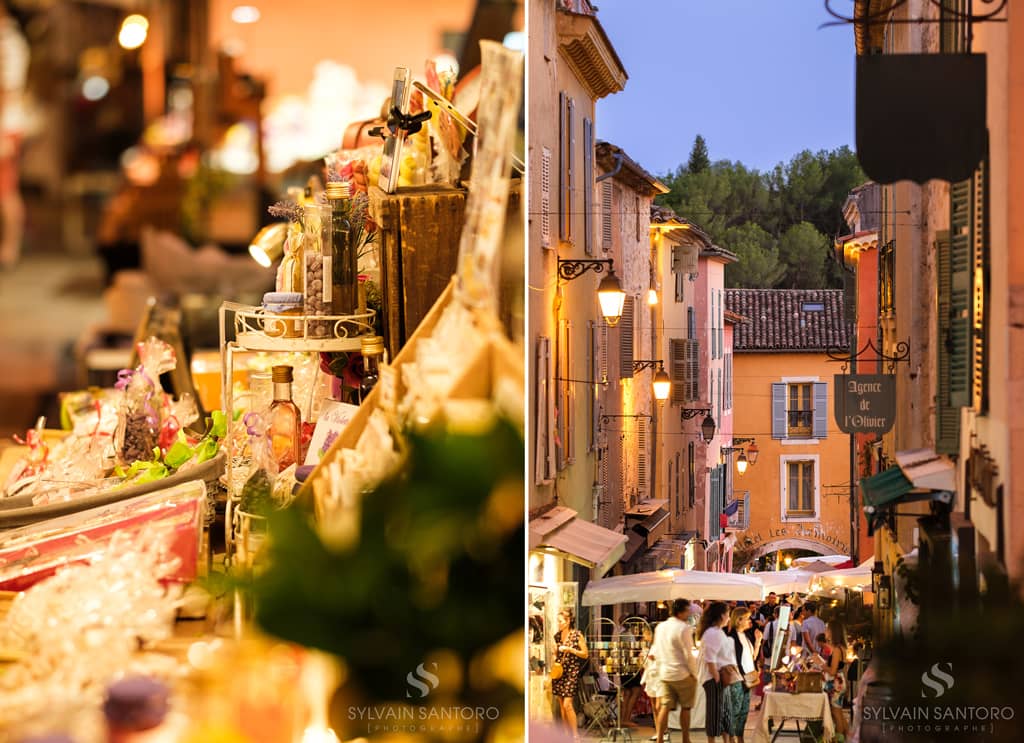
801, 602, 826, 655
696, 601, 730, 743
552, 608, 588, 741
721, 608, 761, 743
650, 599, 699, 743
640, 623, 664, 741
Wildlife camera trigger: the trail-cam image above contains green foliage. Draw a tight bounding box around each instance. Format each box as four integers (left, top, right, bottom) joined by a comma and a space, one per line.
249, 417, 524, 710
658, 143, 865, 289
687, 134, 711, 174
777, 221, 830, 289
722, 222, 785, 288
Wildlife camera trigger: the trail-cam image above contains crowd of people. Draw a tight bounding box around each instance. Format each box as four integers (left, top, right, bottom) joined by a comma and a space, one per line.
549, 594, 856, 742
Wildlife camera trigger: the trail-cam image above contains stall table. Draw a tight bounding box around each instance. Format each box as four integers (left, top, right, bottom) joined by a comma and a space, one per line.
754, 690, 834, 743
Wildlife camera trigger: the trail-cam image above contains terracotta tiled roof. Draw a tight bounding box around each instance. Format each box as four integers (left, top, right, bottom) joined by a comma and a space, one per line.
725, 289, 850, 352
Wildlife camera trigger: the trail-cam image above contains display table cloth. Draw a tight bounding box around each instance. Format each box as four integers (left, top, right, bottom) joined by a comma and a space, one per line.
754, 690, 835, 743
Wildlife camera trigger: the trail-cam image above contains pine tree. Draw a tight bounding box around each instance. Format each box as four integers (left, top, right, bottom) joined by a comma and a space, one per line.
687, 134, 711, 173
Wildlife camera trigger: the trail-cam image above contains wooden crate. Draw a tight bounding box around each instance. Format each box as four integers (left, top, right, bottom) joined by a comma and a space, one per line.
368, 185, 467, 361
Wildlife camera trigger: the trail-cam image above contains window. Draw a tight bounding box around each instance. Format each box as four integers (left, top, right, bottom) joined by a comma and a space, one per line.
670, 338, 700, 404
772, 381, 828, 439
781, 458, 818, 520
558, 93, 574, 243
801, 302, 825, 312
879, 240, 895, 315
728, 490, 750, 529
675, 452, 682, 514
687, 307, 696, 339
788, 383, 813, 437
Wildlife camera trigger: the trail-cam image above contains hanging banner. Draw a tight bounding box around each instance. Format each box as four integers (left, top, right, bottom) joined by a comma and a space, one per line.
834, 374, 896, 434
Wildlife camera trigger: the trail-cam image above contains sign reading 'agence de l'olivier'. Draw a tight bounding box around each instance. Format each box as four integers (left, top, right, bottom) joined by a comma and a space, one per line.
833, 374, 896, 434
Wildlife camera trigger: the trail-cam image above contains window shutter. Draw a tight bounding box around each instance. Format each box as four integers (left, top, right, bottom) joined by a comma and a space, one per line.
599, 448, 610, 527
812, 382, 828, 438
583, 117, 594, 255
670, 338, 686, 405
558, 93, 567, 242
557, 319, 574, 468
685, 339, 700, 401
709, 467, 721, 539
567, 97, 576, 243
635, 195, 642, 242
599, 322, 609, 382
590, 321, 601, 452
970, 160, 988, 412
668, 462, 674, 515
949, 179, 972, 407
936, 230, 960, 454
540, 147, 552, 248
688, 307, 696, 339
688, 442, 696, 507
619, 296, 635, 378
534, 336, 554, 484
637, 417, 648, 496
675, 452, 682, 514
601, 181, 613, 251
772, 383, 787, 439
718, 369, 724, 424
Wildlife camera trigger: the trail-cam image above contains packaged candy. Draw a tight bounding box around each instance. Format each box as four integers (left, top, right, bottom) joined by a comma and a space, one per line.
114, 338, 176, 466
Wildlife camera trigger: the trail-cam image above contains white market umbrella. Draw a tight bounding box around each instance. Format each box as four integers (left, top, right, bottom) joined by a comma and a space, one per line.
793, 554, 851, 568
810, 564, 873, 592
751, 569, 815, 596
581, 569, 763, 606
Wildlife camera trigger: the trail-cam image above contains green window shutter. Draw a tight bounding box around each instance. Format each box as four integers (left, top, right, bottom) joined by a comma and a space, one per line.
772, 383, 787, 439
949, 179, 972, 408
936, 230, 960, 454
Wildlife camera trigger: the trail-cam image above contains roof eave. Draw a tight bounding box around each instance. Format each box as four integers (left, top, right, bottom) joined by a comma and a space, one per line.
557, 12, 628, 100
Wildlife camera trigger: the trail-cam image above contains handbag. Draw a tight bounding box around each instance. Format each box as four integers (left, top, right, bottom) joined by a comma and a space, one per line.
720, 664, 742, 686
550, 660, 564, 680
744, 670, 760, 689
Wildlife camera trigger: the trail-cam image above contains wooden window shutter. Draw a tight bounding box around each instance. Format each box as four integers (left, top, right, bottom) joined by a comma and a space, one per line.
670, 338, 686, 405
688, 442, 696, 507
685, 338, 700, 401
668, 462, 674, 515
598, 447, 610, 527
718, 291, 724, 360
949, 179, 972, 407
635, 195, 642, 242
583, 118, 594, 255
936, 230, 960, 454
688, 307, 696, 339
558, 92, 567, 241
675, 452, 682, 513
540, 147, 552, 249
567, 97, 576, 243
619, 296, 635, 378
718, 369, 724, 424
599, 322, 609, 382
601, 181, 613, 251
971, 159, 988, 412
557, 319, 574, 468
590, 321, 601, 452
637, 417, 648, 495
771, 383, 787, 439
534, 336, 554, 484
709, 467, 721, 539
812, 382, 828, 438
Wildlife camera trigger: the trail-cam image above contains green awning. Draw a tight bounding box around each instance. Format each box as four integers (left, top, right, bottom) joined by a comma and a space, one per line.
860, 466, 913, 511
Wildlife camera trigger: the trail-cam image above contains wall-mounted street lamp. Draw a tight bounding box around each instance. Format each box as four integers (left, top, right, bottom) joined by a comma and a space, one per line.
601, 414, 653, 427
721, 437, 759, 475
557, 258, 626, 326
682, 408, 716, 443
632, 360, 670, 402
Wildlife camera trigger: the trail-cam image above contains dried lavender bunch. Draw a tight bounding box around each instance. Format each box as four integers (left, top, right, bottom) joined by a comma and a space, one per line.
268, 200, 303, 222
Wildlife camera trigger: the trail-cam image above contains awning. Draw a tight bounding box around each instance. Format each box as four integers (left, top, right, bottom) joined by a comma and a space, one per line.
861, 449, 956, 535
861, 466, 913, 511
529, 506, 627, 577
632, 508, 669, 548
620, 531, 646, 564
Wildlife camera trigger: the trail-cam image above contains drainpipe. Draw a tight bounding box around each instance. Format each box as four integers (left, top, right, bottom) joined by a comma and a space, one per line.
596, 153, 624, 182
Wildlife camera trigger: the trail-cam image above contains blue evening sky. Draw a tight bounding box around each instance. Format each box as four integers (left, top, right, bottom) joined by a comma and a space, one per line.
594, 0, 856, 178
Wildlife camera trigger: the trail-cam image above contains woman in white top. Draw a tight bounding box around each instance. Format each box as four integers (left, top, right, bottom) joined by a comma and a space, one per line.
721, 608, 762, 743
696, 601, 731, 743
640, 624, 664, 739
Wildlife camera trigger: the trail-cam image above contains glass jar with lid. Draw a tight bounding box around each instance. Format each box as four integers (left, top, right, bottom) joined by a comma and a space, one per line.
261, 292, 304, 338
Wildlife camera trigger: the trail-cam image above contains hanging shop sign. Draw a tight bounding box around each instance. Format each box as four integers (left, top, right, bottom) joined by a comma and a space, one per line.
855, 54, 986, 184
834, 374, 896, 434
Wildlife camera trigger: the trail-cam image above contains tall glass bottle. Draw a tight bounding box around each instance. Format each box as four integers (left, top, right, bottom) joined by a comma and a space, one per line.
303, 203, 332, 338
326, 181, 358, 316
268, 365, 301, 471
358, 335, 385, 403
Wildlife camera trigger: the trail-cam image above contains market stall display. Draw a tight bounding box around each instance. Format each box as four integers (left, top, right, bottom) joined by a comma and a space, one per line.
754, 690, 835, 743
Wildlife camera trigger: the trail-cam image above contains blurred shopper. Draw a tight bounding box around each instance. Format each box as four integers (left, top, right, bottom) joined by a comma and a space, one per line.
640, 623, 664, 740
801, 602, 825, 654
722, 608, 761, 743
552, 608, 588, 741
697, 601, 730, 743
651, 599, 698, 743
0, 7, 28, 269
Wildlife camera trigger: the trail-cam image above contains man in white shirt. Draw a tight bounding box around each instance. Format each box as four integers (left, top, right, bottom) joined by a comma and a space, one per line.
801, 601, 826, 654
651, 599, 699, 743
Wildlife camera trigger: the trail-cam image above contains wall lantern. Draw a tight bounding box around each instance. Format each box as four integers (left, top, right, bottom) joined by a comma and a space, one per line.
681, 408, 716, 443
558, 258, 626, 326
633, 360, 670, 402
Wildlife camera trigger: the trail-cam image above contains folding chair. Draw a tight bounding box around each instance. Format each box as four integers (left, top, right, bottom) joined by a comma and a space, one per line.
579, 675, 617, 738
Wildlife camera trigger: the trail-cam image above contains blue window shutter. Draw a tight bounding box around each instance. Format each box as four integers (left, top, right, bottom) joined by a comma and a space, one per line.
772, 383, 787, 439
812, 382, 828, 438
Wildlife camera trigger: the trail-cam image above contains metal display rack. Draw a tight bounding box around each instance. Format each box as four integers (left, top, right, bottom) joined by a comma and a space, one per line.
586, 616, 652, 742
217, 301, 376, 564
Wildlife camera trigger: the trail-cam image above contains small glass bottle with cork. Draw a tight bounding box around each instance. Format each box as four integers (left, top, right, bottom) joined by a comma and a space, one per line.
268, 365, 301, 471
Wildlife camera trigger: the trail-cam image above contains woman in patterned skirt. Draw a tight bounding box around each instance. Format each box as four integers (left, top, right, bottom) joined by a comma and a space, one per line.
553, 607, 588, 739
